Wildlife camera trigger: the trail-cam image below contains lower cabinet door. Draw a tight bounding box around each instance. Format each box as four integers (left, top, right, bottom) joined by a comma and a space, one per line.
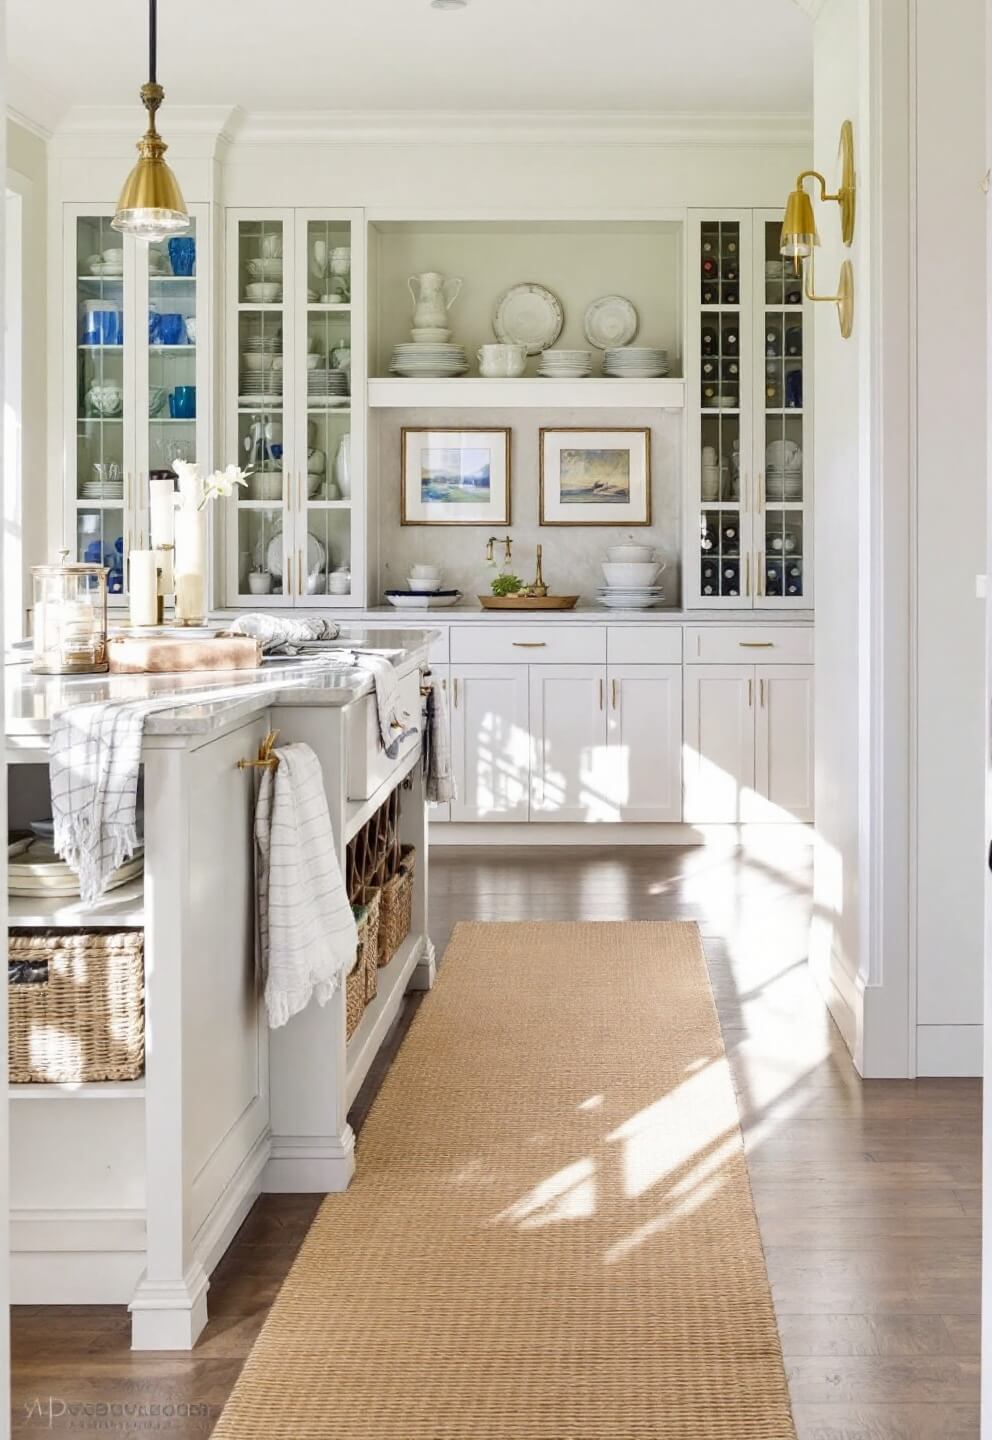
606, 664, 683, 821
529, 664, 610, 821
427, 665, 450, 823
683, 665, 757, 823
449, 664, 531, 822
753, 664, 815, 821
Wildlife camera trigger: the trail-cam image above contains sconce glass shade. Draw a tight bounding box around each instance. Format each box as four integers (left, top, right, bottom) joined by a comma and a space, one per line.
780, 186, 819, 260
113, 83, 189, 243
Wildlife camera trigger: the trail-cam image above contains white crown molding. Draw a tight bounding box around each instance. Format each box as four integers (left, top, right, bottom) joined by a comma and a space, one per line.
51, 104, 240, 161
6, 64, 68, 139
224, 108, 812, 149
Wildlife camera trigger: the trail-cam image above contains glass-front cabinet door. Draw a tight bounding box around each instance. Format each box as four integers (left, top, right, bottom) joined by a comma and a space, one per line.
753, 210, 812, 606
224, 208, 364, 608
688, 211, 753, 606
66, 203, 213, 606
225, 211, 297, 606
69, 209, 131, 599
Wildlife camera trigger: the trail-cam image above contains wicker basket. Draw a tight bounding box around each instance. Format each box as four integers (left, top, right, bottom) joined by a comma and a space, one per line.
8, 930, 144, 1084
378, 846, 416, 969
348, 892, 382, 1038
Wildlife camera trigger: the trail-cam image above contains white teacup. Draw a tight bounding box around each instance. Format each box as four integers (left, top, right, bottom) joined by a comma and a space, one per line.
478, 343, 527, 378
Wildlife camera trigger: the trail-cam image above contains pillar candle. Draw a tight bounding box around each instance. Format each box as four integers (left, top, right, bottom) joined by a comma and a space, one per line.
129, 550, 159, 628
149, 477, 176, 549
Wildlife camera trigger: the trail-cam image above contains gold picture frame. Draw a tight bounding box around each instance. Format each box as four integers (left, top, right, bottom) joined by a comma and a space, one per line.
401, 426, 512, 526
539, 427, 651, 526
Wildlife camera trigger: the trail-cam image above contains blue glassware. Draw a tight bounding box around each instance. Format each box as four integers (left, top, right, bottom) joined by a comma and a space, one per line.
82, 309, 123, 346
168, 236, 196, 277
148, 308, 162, 343
785, 368, 803, 409
172, 385, 196, 419
158, 312, 187, 346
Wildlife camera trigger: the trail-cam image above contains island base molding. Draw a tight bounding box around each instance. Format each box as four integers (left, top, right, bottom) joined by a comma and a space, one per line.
263, 1127, 357, 1194
129, 1265, 211, 1352
433, 822, 815, 850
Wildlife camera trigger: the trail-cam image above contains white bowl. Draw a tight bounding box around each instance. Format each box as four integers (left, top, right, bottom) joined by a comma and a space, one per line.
245, 281, 281, 302
602, 561, 662, 587
605, 545, 656, 564
407, 575, 443, 593
410, 564, 441, 577
241, 352, 278, 371
328, 577, 350, 595
247, 257, 283, 282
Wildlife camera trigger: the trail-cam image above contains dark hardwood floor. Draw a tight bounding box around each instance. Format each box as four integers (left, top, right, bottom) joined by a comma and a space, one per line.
10, 843, 981, 1438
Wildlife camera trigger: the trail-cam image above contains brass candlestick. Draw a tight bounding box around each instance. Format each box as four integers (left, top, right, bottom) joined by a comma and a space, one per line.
531, 545, 548, 598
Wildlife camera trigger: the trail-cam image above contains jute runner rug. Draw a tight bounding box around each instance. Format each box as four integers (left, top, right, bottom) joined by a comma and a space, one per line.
214, 921, 796, 1439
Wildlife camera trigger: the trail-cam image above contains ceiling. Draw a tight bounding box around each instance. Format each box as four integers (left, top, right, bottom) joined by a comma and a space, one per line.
8, 0, 813, 127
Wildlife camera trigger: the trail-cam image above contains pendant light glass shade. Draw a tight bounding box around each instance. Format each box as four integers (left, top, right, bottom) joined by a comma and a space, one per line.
112, 3, 189, 243
780, 186, 818, 260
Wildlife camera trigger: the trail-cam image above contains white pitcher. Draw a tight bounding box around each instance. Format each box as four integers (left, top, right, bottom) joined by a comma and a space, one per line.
334, 433, 352, 499
408, 272, 462, 329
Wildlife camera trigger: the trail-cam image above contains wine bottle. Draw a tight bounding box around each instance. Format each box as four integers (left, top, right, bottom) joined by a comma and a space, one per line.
702, 384, 718, 406
702, 256, 718, 278
765, 324, 782, 356
722, 324, 739, 355
701, 326, 717, 354
785, 369, 803, 408
702, 359, 717, 380
785, 326, 803, 356
701, 284, 718, 304
723, 285, 740, 305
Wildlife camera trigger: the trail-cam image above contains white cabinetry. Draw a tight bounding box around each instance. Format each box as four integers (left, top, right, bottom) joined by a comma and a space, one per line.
449, 665, 530, 822
684, 654, 813, 823
607, 665, 683, 821
529, 665, 609, 821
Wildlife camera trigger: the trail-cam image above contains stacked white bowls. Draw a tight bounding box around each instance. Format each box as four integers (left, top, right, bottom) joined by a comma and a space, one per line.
598, 544, 665, 609
406, 563, 443, 593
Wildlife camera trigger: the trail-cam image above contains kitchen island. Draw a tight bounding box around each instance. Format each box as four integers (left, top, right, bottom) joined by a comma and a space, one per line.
5, 630, 436, 1349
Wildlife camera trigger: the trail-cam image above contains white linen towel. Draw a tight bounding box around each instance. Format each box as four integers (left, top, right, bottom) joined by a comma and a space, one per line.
351, 652, 416, 757
254, 741, 358, 1028
425, 679, 455, 803
229, 613, 340, 652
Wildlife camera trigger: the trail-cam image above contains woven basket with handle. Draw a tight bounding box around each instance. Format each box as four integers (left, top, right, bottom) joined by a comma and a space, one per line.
8, 930, 144, 1084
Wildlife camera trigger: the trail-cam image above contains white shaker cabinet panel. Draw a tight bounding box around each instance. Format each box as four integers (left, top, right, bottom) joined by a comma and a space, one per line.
683, 665, 757, 823
529, 665, 610, 822
449, 665, 530, 822
753, 665, 814, 821
606, 665, 683, 822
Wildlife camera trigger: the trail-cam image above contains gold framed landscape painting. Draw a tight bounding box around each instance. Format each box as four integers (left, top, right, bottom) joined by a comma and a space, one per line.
539, 427, 651, 526
401, 427, 511, 526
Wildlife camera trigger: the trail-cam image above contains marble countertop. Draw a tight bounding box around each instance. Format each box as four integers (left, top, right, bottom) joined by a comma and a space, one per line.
355, 605, 813, 625
5, 629, 435, 740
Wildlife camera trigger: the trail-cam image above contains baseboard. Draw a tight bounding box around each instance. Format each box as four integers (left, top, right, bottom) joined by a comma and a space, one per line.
191, 1126, 269, 1281
433, 822, 815, 848
263, 1127, 356, 1193
916, 1024, 983, 1077
10, 1209, 146, 1304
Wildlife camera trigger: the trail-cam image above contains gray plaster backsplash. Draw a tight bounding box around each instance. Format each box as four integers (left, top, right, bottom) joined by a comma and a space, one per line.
371, 408, 682, 605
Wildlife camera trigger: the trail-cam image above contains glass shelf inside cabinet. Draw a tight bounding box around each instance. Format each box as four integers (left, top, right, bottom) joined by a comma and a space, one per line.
698, 218, 742, 599
302, 218, 352, 598
76, 216, 126, 594
761, 218, 805, 599
147, 225, 198, 475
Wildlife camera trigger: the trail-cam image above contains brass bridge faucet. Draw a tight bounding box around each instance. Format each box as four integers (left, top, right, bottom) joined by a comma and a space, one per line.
485, 535, 513, 565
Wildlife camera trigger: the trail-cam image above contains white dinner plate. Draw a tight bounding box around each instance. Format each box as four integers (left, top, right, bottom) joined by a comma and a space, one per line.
492, 283, 564, 355
266, 530, 326, 581
584, 295, 639, 350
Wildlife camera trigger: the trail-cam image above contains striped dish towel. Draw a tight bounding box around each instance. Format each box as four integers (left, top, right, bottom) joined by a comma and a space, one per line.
254, 741, 358, 1028
425, 679, 455, 804
351, 651, 416, 757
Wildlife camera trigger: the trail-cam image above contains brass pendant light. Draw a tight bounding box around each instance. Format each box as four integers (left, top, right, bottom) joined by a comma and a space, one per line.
113, 0, 190, 242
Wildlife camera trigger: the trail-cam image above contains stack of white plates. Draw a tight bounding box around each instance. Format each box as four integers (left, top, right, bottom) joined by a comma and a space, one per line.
242, 323, 282, 355
307, 368, 349, 405
239, 363, 283, 404
81, 479, 124, 501
766, 470, 803, 501
8, 842, 143, 898
597, 544, 665, 610
390, 343, 468, 378
604, 346, 670, 379
538, 348, 592, 379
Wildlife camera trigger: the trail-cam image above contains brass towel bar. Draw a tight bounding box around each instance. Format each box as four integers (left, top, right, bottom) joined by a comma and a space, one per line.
237, 729, 281, 773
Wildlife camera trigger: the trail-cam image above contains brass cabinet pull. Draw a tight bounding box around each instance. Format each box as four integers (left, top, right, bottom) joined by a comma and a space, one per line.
759, 677, 766, 707
747, 677, 753, 708
512, 641, 547, 648
298, 551, 303, 597
453, 677, 459, 709
745, 554, 750, 596
759, 551, 766, 598
611, 678, 618, 711
758, 473, 765, 511
598, 677, 604, 709
739, 640, 774, 648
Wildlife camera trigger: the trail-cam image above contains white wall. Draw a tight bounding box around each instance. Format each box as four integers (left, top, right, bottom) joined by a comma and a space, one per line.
812, 0, 986, 1077
6, 117, 45, 635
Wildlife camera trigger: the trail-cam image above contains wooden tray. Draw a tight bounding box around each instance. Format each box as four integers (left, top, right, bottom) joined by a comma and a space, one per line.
477, 595, 579, 611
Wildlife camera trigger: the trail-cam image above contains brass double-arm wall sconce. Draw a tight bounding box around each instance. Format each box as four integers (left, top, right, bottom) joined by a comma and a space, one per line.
780, 119, 856, 338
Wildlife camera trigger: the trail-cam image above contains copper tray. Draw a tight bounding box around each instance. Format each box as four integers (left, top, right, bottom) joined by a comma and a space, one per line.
477, 595, 579, 611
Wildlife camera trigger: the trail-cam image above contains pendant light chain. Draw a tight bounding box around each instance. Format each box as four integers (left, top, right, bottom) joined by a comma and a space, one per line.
149, 0, 157, 86
112, 0, 190, 238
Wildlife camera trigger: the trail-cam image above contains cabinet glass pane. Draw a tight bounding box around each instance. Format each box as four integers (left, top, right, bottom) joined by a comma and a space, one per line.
147, 222, 198, 479
75, 216, 126, 592
236, 220, 290, 597
304, 218, 352, 598
698, 220, 742, 600
761, 220, 805, 600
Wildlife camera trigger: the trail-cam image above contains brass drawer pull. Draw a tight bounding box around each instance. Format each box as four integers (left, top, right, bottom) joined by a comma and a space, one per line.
739, 641, 774, 648
512, 642, 547, 648
611, 678, 618, 710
